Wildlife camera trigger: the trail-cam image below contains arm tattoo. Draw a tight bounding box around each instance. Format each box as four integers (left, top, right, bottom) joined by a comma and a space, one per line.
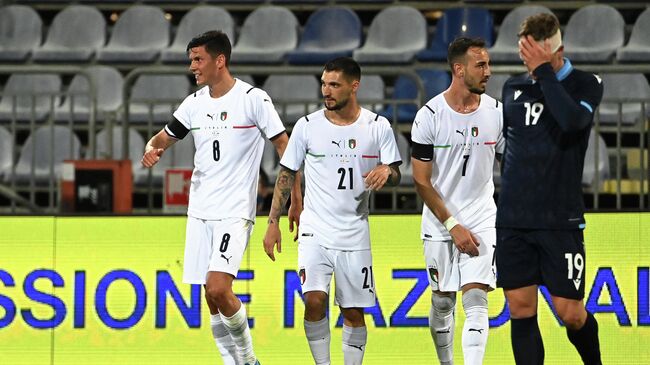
269, 167, 297, 222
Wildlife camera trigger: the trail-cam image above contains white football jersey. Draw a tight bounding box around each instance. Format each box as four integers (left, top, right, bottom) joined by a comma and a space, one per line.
281, 108, 402, 250
411, 93, 504, 240
169, 79, 285, 221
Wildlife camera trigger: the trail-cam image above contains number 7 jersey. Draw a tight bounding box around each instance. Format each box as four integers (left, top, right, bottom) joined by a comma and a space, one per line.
411, 93, 504, 241
281, 108, 402, 251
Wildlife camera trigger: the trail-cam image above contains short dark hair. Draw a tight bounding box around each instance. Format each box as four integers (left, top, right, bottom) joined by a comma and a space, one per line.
518, 13, 560, 42
447, 37, 487, 70
323, 57, 361, 82
186, 30, 231, 66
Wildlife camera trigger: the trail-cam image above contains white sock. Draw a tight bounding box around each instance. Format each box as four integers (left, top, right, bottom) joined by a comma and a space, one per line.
342, 325, 367, 365
461, 288, 489, 365
220, 304, 256, 365
430, 292, 456, 365
304, 318, 331, 365
211, 314, 239, 365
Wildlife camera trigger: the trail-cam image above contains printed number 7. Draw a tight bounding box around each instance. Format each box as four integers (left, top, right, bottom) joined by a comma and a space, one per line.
462, 155, 470, 176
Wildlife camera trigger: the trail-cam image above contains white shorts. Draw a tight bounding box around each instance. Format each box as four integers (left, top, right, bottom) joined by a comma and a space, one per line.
183, 216, 253, 284
298, 243, 375, 309
423, 228, 496, 292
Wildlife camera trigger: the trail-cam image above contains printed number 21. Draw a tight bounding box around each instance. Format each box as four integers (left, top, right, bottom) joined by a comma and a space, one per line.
337, 167, 353, 189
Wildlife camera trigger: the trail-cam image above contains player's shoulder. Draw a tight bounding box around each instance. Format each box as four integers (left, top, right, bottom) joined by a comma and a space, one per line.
480, 93, 502, 111
362, 108, 390, 127
571, 68, 604, 88
185, 85, 209, 101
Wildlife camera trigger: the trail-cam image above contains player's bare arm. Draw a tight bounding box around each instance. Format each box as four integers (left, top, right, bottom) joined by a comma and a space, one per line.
263, 166, 297, 261
141, 129, 178, 168
412, 158, 480, 256
271, 132, 303, 241
364, 163, 401, 190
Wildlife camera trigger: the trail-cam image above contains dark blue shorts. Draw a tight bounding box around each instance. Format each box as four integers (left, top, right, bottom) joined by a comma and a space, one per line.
496, 228, 586, 300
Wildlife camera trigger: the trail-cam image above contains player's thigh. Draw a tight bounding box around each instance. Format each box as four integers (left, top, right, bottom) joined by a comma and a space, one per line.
423, 239, 456, 292
458, 228, 496, 290
298, 243, 335, 295
183, 216, 213, 284
334, 249, 375, 308
496, 228, 541, 290
207, 218, 253, 277
536, 230, 586, 300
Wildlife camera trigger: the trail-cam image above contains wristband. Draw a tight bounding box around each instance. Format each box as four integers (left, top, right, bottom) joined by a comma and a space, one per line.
443, 216, 459, 232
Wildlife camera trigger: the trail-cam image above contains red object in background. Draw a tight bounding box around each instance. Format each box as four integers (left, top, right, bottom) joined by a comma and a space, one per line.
164, 168, 192, 212
61, 160, 133, 213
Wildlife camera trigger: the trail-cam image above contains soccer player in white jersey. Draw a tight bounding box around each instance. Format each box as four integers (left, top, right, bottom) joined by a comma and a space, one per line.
410, 37, 504, 365
141, 31, 301, 365
263, 57, 401, 365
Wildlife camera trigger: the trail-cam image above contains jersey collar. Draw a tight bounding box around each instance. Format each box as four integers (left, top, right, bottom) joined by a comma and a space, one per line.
555, 57, 573, 81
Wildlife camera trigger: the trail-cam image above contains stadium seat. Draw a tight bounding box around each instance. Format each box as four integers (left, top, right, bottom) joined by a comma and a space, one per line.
96, 5, 169, 63
598, 73, 650, 125
0, 126, 13, 181
417, 7, 494, 62
396, 132, 413, 185
95, 126, 148, 184
231, 6, 298, 63
617, 8, 650, 63
262, 75, 320, 124
381, 70, 451, 124
0, 5, 42, 61
54, 66, 124, 122
488, 5, 553, 63
0, 74, 62, 122
235, 75, 255, 86
14, 125, 81, 183
261, 139, 279, 182
353, 6, 426, 64
358, 75, 385, 113
287, 7, 362, 65
563, 5, 625, 63
582, 129, 609, 190
31, 5, 105, 62
161, 6, 234, 63
128, 74, 190, 124
485, 73, 512, 101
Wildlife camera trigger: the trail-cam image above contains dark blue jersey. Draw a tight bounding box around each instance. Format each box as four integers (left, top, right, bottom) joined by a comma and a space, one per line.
497, 59, 604, 229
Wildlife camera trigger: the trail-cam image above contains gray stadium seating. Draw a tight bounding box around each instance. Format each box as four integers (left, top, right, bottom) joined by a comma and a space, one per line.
161, 6, 234, 63
261, 139, 279, 182
54, 66, 124, 122
0, 5, 42, 61
31, 5, 105, 62
488, 5, 553, 63
0, 126, 13, 182
353, 6, 427, 64
96, 5, 169, 63
95, 126, 147, 184
598, 73, 650, 125
0, 74, 61, 122
582, 129, 609, 189
357, 75, 385, 113
563, 5, 625, 63
14, 125, 81, 183
128, 74, 191, 124
395, 132, 412, 185
262, 74, 320, 124
142, 132, 195, 186
485, 74, 512, 101
617, 8, 650, 63
231, 6, 298, 63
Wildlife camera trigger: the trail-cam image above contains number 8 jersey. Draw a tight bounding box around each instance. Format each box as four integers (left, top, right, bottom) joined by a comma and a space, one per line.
281, 108, 402, 251
165, 79, 286, 221
411, 93, 504, 241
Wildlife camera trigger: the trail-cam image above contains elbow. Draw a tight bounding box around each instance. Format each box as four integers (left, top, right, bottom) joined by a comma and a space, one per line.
558, 110, 593, 133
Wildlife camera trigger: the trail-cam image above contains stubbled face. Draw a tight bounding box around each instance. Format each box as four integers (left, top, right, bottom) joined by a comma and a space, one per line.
188, 46, 223, 86
460, 47, 491, 94
321, 70, 358, 111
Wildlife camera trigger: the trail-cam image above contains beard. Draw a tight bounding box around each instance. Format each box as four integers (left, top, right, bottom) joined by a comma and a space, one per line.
324, 97, 349, 111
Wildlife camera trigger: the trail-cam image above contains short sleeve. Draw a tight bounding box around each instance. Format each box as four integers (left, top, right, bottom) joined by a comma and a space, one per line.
250, 88, 286, 140
279, 117, 307, 172
172, 93, 194, 130
377, 118, 402, 165
410, 104, 436, 145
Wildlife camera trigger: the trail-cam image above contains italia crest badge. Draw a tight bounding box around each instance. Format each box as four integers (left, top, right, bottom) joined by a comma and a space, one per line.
220, 111, 228, 121
471, 127, 479, 137
348, 139, 357, 149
